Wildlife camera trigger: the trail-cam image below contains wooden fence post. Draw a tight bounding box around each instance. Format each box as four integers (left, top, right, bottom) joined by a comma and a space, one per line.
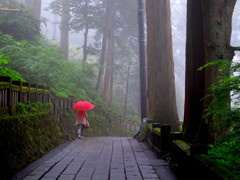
12, 81, 22, 113
22, 82, 30, 103
37, 85, 44, 103
0, 76, 76, 119
30, 84, 37, 103
13, 81, 22, 103
160, 124, 171, 157
5, 77, 13, 115
45, 87, 50, 103
152, 123, 161, 151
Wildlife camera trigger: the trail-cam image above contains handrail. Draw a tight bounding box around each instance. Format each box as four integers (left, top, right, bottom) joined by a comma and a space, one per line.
146, 120, 172, 157
0, 76, 74, 118
0, 76, 139, 133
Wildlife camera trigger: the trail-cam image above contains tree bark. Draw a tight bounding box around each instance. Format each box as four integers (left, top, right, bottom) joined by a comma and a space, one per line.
25, 0, 41, 30
103, 30, 115, 104
25, 0, 41, 19
182, 0, 205, 143
82, 0, 90, 61
83, 24, 89, 61
123, 63, 131, 118
137, 0, 147, 121
60, 0, 70, 60
109, 50, 115, 107
146, 0, 179, 131
95, 0, 113, 92
183, 0, 237, 144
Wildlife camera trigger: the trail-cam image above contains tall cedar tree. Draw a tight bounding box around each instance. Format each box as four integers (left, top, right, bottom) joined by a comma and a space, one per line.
60, 0, 70, 59
82, 0, 90, 61
71, 0, 103, 61
25, 0, 41, 31
103, 30, 115, 105
123, 61, 132, 118
146, 0, 179, 131
183, 0, 237, 144
95, 0, 114, 92
137, 0, 147, 121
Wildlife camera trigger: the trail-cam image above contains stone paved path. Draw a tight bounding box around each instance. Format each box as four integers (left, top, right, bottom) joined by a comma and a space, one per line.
15, 137, 178, 180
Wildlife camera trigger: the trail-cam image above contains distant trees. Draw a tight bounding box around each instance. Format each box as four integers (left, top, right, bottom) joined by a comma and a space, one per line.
47, 0, 140, 120
0, 0, 41, 42
183, 0, 237, 144
60, 0, 71, 59
111, 0, 140, 117
48, 0, 71, 59
96, 0, 140, 114
146, 0, 179, 131
71, 0, 103, 61
25, 0, 41, 31
95, 0, 115, 93
49, 0, 103, 60
25, 0, 41, 20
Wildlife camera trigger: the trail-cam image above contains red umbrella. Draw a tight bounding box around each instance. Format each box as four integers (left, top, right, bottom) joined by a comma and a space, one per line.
72, 101, 94, 111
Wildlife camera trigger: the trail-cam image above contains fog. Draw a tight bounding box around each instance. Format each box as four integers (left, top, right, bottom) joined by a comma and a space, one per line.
11, 0, 240, 121
39, 0, 240, 121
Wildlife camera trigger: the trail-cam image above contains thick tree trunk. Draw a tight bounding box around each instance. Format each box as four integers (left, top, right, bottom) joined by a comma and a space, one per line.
137, 0, 147, 121
146, 0, 179, 131
183, 0, 237, 144
25, 0, 41, 30
83, 24, 89, 61
25, 0, 41, 19
182, 0, 205, 143
96, 33, 108, 92
123, 63, 131, 118
60, 0, 70, 60
109, 53, 114, 107
103, 30, 114, 104
82, 0, 90, 61
95, 0, 114, 92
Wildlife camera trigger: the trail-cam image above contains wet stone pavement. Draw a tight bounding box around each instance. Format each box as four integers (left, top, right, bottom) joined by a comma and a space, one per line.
13, 137, 178, 180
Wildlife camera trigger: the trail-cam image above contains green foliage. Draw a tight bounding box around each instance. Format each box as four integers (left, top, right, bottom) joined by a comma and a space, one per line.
110, 100, 140, 124
0, 0, 41, 43
126, 114, 140, 123
200, 60, 240, 135
70, 0, 104, 31
0, 55, 25, 81
16, 102, 51, 114
0, 33, 99, 102
200, 59, 240, 178
207, 137, 240, 176
0, 112, 63, 179
48, 0, 104, 32
110, 101, 124, 115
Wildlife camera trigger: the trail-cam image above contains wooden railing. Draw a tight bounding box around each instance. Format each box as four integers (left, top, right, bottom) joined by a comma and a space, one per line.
0, 76, 74, 121
145, 120, 181, 157
93, 108, 139, 135
0, 76, 139, 133
145, 120, 224, 179
112, 114, 139, 134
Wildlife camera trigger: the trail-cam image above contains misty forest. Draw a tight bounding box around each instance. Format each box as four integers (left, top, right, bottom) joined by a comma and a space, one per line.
0, 0, 240, 179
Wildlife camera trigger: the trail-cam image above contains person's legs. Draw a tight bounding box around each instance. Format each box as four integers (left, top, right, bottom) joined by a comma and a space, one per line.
80, 124, 85, 138
77, 124, 81, 138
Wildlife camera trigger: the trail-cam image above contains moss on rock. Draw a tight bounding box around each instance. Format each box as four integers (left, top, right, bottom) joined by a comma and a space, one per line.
0, 111, 62, 179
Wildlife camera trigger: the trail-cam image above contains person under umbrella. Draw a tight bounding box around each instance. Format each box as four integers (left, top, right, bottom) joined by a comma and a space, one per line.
72, 101, 94, 139
76, 110, 87, 139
